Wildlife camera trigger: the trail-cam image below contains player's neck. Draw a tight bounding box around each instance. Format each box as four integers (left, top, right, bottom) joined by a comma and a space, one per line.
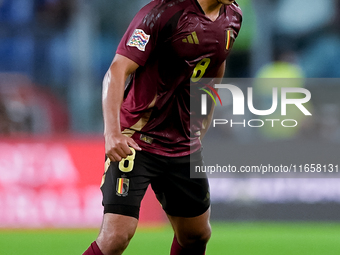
197, 0, 223, 21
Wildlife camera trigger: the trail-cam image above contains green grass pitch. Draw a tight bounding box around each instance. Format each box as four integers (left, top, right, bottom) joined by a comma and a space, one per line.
1, 222, 340, 255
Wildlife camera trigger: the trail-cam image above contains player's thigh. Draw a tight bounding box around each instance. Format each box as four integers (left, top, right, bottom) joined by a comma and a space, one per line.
167, 208, 211, 246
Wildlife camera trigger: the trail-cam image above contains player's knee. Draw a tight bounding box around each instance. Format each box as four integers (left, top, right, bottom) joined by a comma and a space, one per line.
178, 225, 211, 248
97, 231, 133, 255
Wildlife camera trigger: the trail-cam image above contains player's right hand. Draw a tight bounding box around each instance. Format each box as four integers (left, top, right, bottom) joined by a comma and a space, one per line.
105, 133, 142, 162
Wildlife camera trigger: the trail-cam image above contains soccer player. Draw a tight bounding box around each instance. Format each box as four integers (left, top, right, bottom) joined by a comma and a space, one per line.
83, 0, 242, 254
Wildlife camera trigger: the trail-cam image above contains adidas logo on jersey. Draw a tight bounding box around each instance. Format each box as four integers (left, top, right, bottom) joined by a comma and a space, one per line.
182, 31, 199, 44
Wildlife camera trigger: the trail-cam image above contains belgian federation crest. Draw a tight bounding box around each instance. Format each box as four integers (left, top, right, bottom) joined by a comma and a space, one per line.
226, 29, 235, 51
116, 178, 130, 196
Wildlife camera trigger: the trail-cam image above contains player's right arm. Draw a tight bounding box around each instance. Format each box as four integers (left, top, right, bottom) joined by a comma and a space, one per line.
102, 54, 142, 162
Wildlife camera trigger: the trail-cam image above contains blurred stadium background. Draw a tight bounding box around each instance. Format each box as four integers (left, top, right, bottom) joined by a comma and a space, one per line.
1, 0, 340, 254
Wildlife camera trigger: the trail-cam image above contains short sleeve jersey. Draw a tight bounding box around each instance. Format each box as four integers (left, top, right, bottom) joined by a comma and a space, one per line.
116, 0, 242, 157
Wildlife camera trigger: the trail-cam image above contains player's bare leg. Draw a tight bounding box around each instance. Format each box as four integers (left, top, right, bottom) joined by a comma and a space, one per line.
91, 213, 138, 255
168, 208, 211, 255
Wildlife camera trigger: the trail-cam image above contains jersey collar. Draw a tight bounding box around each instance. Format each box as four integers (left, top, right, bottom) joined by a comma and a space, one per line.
192, 0, 226, 18
193, 0, 205, 14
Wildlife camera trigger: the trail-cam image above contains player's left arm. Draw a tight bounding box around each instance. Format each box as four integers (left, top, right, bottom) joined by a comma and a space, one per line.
200, 60, 226, 140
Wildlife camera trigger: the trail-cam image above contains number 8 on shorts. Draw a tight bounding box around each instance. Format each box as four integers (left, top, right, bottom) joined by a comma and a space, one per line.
118, 148, 136, 172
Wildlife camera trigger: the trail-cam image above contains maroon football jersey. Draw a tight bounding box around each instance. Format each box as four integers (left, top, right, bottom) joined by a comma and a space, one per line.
116, 0, 242, 156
